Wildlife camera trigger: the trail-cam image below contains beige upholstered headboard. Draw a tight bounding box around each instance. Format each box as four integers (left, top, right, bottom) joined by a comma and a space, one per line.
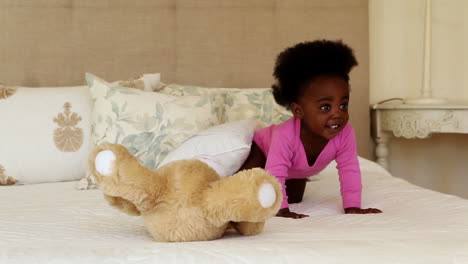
0, 0, 371, 158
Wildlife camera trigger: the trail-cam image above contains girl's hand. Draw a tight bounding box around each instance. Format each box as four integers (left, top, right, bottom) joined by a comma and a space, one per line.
344, 207, 382, 214
276, 208, 309, 219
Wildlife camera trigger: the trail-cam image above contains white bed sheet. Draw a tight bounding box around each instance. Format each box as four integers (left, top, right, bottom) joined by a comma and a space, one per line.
1, 158, 468, 264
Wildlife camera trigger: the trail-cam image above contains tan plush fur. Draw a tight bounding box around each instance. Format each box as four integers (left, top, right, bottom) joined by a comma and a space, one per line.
89, 143, 282, 242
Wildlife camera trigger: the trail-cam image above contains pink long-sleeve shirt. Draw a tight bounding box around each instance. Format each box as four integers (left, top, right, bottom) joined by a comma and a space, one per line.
253, 117, 362, 209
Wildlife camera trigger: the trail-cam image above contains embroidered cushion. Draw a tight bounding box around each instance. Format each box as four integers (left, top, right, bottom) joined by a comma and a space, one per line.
0, 73, 160, 185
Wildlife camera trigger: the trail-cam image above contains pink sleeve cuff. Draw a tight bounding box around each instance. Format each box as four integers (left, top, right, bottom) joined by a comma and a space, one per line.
276, 176, 289, 209
342, 189, 361, 209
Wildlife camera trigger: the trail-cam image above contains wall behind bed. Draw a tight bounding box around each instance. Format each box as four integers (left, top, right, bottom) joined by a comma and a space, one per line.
0, 0, 372, 158
369, 0, 468, 199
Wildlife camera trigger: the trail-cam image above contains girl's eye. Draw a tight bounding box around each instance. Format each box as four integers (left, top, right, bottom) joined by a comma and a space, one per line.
320, 104, 331, 111
340, 103, 348, 110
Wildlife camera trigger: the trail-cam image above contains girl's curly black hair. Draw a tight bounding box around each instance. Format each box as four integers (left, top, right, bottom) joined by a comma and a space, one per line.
272, 39, 358, 109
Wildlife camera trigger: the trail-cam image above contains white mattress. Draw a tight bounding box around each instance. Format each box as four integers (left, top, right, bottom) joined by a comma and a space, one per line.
1, 158, 468, 264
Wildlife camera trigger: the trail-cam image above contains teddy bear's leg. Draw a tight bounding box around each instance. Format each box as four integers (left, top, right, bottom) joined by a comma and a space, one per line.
230, 221, 265, 236
103, 194, 141, 216
203, 168, 282, 226
89, 143, 164, 213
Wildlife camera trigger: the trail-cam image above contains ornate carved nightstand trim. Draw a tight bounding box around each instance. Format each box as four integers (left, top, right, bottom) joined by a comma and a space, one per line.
381, 111, 459, 139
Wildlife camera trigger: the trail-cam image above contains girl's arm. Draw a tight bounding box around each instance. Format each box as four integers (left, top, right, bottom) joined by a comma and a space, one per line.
335, 125, 382, 214
265, 130, 309, 218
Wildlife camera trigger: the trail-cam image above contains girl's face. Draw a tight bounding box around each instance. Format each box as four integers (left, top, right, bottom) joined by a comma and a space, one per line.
290, 75, 350, 142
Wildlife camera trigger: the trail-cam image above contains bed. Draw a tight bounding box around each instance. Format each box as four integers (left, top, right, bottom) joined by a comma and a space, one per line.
1, 1, 468, 263
2, 158, 468, 263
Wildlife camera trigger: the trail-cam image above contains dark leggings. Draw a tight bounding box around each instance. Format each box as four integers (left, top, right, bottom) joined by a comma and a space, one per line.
238, 142, 307, 204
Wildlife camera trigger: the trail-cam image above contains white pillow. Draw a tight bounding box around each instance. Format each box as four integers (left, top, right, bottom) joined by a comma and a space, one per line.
158, 120, 263, 177
0, 85, 91, 185
0, 73, 160, 185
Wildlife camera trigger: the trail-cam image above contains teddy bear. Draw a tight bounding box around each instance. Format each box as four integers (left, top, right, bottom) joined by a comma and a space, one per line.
89, 143, 283, 242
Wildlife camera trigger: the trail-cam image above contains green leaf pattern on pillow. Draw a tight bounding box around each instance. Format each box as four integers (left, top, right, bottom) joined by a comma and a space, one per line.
88, 75, 222, 170
156, 83, 226, 122
221, 88, 291, 125
155, 83, 292, 126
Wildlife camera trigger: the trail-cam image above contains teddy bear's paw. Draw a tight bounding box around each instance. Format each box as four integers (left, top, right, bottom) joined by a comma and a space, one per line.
90, 143, 131, 183
104, 194, 141, 216
95, 150, 116, 177
90, 144, 158, 214
258, 182, 276, 208
205, 168, 282, 224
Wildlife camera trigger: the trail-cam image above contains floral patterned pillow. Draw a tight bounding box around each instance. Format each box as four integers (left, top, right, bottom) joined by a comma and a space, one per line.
220, 88, 291, 126
154, 83, 291, 126
155, 83, 217, 96
155, 83, 226, 121
78, 74, 223, 189
114, 73, 160, 92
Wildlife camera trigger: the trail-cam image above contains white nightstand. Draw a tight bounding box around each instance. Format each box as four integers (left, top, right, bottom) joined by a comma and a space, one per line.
370, 101, 468, 170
